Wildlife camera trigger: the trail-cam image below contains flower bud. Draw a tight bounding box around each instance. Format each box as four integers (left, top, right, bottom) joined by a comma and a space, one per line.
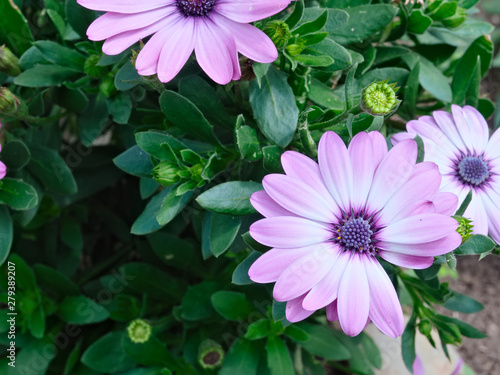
152, 161, 181, 187
455, 216, 473, 243
264, 21, 291, 49
285, 42, 305, 56
418, 320, 432, 336
84, 54, 107, 78
99, 74, 117, 98
0, 45, 21, 76
361, 80, 399, 115
198, 339, 224, 370
0, 87, 27, 117
127, 319, 152, 344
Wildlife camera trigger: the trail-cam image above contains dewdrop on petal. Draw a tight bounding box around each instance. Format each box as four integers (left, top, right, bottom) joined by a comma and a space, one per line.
362, 80, 400, 115
127, 319, 152, 343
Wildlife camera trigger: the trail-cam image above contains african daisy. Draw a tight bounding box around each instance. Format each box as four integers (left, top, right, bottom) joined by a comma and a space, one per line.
77, 0, 291, 84
392, 105, 500, 245
248, 131, 462, 337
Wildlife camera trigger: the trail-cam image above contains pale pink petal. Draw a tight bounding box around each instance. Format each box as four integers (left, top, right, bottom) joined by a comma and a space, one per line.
87, 8, 175, 40
433, 110, 467, 151
302, 250, 350, 310
433, 192, 459, 215
212, 13, 277, 62
318, 131, 353, 212
368, 131, 388, 169
250, 190, 296, 218
484, 127, 500, 161
413, 356, 425, 375
102, 15, 179, 56
0, 161, 6, 179
464, 193, 488, 235
378, 214, 459, 244
348, 132, 375, 211
250, 217, 332, 248
450, 105, 475, 154
273, 243, 339, 302
280, 151, 340, 216
286, 294, 315, 323
462, 105, 489, 154
481, 193, 500, 245
194, 18, 235, 84
377, 231, 462, 256
391, 132, 414, 145
368, 139, 417, 212
338, 253, 370, 337
77, 0, 173, 13
365, 257, 404, 337
451, 358, 463, 375
379, 251, 434, 269
263, 174, 337, 222
156, 18, 196, 82
326, 300, 339, 322
215, 0, 291, 23
248, 246, 314, 283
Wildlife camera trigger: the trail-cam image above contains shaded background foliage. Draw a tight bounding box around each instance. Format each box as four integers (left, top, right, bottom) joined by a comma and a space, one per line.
0, 0, 499, 374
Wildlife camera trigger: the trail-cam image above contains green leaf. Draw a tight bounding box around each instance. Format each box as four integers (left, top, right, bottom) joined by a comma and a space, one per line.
113, 145, 154, 178
81, 332, 135, 373
284, 325, 309, 342
292, 323, 350, 361
293, 10, 328, 35
79, 94, 109, 147
119, 262, 184, 300
454, 234, 496, 255
452, 36, 493, 104
122, 336, 179, 368
245, 319, 271, 340
196, 181, 262, 215
211, 291, 255, 321
107, 294, 141, 322
304, 38, 352, 71
285, 0, 304, 29
361, 333, 382, 369
404, 60, 420, 119
181, 281, 217, 321
135, 130, 187, 162
147, 232, 199, 271
61, 217, 83, 252
0, 207, 13, 265
106, 91, 132, 125
220, 339, 259, 375
330, 5, 398, 45
465, 56, 481, 107
0, 178, 38, 210
115, 61, 142, 91
1, 140, 30, 170
309, 78, 343, 110
402, 313, 417, 372
65, 0, 97, 37
413, 135, 425, 164
156, 189, 193, 225
131, 188, 171, 235
263, 146, 284, 173
14, 65, 82, 87
437, 315, 487, 339
249, 66, 299, 147
33, 41, 86, 71
208, 214, 242, 257
345, 63, 357, 110
266, 335, 294, 375
26, 142, 78, 195
444, 291, 483, 313
34, 264, 80, 300
236, 123, 263, 161
272, 300, 287, 322
57, 296, 110, 324
233, 251, 261, 285
159, 90, 223, 147
0, 0, 34, 54
408, 10, 433, 34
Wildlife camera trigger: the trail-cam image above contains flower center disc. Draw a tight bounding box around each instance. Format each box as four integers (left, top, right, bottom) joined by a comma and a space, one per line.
177, 0, 216, 17
336, 217, 375, 254
457, 156, 489, 186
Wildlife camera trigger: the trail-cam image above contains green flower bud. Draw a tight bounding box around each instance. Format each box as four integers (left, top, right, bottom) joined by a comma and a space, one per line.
99, 74, 117, 98
418, 320, 432, 336
84, 54, 107, 78
0, 45, 21, 76
198, 339, 224, 370
455, 216, 474, 243
0, 87, 27, 117
189, 164, 204, 182
152, 161, 182, 187
264, 21, 291, 49
361, 80, 399, 115
285, 42, 305, 56
127, 319, 152, 344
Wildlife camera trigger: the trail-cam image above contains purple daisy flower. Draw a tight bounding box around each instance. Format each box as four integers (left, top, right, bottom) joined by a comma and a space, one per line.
248, 131, 462, 337
392, 105, 500, 245
78, 0, 291, 84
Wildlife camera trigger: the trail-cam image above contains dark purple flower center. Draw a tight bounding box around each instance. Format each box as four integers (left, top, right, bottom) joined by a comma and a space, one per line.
177, 0, 216, 17
334, 216, 377, 256
457, 156, 489, 187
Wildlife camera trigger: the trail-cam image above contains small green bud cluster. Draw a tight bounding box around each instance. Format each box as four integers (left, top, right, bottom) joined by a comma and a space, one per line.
455, 216, 474, 243
362, 80, 399, 115
127, 319, 152, 344
0, 87, 27, 117
0, 45, 21, 76
263, 21, 291, 49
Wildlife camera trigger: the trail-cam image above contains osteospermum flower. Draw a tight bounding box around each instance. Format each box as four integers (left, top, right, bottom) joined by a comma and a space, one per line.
392, 105, 500, 245
78, 0, 291, 84
248, 131, 462, 337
